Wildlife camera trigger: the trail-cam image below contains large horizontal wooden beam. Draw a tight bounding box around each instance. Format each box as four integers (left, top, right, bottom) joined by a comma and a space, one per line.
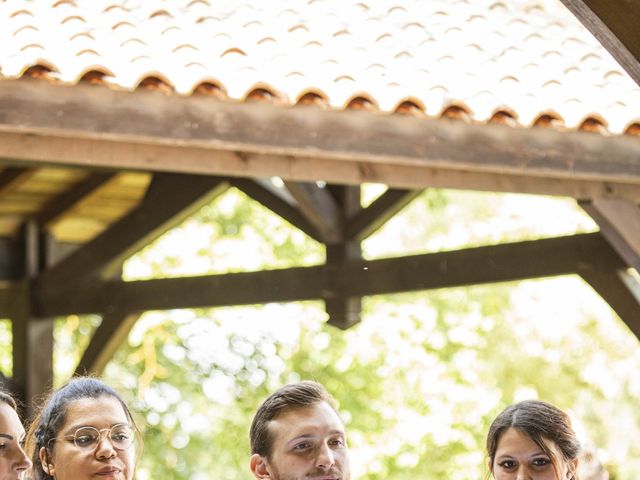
1, 79, 640, 200
33, 233, 623, 316
560, 0, 640, 87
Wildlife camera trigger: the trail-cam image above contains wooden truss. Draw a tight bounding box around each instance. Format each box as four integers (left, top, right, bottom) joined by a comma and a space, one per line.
0, 72, 639, 410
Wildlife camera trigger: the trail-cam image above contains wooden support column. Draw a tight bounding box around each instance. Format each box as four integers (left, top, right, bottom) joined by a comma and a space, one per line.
325, 185, 362, 330
11, 222, 53, 412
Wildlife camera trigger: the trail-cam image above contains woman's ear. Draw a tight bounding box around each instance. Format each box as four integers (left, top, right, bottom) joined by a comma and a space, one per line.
250, 453, 271, 479
39, 446, 55, 477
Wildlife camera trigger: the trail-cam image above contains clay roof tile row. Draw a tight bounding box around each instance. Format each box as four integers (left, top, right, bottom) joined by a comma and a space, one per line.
1, 0, 640, 135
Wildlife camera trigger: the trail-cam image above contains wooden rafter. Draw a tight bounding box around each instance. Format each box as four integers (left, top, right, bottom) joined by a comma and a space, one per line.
560, 0, 640, 87
35, 172, 115, 228
582, 269, 640, 338
284, 181, 343, 243
35, 173, 229, 291
345, 188, 423, 241
1, 80, 640, 201
580, 198, 640, 271
0, 167, 36, 197
74, 310, 141, 376
230, 178, 323, 242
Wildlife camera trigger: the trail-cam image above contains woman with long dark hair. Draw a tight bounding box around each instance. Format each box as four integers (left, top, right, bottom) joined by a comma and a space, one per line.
486, 399, 580, 480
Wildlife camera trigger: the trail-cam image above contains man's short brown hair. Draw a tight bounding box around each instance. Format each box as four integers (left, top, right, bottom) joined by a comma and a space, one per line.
250, 381, 337, 458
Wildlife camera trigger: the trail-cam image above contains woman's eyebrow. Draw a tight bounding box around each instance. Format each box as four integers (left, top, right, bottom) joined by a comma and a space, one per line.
0, 433, 14, 440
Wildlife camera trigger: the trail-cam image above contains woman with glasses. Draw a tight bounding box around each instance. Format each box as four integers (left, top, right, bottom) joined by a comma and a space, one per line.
0, 388, 32, 479
25, 377, 139, 480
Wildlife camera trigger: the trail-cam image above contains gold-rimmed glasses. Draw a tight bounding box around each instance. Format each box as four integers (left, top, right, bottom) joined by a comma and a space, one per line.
62, 424, 135, 451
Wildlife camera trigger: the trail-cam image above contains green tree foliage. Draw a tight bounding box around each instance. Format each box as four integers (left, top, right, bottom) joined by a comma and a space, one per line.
13, 186, 640, 479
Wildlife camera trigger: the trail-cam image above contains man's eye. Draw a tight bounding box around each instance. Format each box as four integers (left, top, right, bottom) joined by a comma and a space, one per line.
293, 442, 311, 450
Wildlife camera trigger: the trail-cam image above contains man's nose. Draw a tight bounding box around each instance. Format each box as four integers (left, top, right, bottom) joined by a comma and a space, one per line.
315, 443, 335, 471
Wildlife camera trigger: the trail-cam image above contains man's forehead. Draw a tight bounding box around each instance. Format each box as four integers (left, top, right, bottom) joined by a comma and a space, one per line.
269, 401, 345, 435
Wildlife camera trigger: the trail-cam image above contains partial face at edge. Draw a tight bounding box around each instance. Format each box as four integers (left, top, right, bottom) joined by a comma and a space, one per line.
250, 401, 350, 480
0, 402, 31, 480
41, 396, 135, 480
491, 427, 577, 480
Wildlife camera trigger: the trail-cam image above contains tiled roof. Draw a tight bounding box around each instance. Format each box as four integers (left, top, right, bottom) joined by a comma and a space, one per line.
1, 0, 640, 135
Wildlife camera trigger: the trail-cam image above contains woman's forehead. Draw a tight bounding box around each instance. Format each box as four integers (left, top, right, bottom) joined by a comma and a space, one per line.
0, 402, 24, 437
61, 396, 128, 430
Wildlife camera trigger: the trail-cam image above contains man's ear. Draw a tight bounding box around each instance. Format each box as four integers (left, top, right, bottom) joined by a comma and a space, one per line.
250, 453, 271, 479
39, 446, 55, 477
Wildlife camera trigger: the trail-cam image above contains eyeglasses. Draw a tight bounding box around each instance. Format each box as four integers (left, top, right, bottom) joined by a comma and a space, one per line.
62, 424, 135, 451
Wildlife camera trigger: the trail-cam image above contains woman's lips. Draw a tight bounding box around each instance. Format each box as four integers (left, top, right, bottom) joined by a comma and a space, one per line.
95, 466, 122, 477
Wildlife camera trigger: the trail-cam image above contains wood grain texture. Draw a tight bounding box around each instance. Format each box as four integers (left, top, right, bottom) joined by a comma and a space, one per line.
560, 0, 640, 87
1, 80, 639, 200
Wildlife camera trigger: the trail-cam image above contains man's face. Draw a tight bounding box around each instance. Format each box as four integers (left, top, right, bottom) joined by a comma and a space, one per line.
250, 402, 350, 480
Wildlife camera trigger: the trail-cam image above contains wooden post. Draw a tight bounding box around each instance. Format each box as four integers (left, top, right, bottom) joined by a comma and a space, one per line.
325, 185, 362, 330
11, 222, 54, 413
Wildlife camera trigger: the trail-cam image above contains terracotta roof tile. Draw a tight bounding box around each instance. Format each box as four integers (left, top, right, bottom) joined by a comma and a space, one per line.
1, 0, 639, 134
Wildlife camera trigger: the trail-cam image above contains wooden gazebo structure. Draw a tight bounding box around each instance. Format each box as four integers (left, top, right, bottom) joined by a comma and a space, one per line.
1, 0, 639, 410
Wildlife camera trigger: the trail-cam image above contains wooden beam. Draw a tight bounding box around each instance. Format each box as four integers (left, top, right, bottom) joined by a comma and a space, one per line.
35, 172, 115, 228
284, 182, 343, 243
345, 188, 422, 241
560, 0, 640, 87
35, 173, 229, 291
34, 233, 621, 317
0, 167, 36, 198
580, 198, 640, 271
74, 310, 141, 376
230, 178, 323, 242
1, 80, 640, 200
581, 269, 640, 338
